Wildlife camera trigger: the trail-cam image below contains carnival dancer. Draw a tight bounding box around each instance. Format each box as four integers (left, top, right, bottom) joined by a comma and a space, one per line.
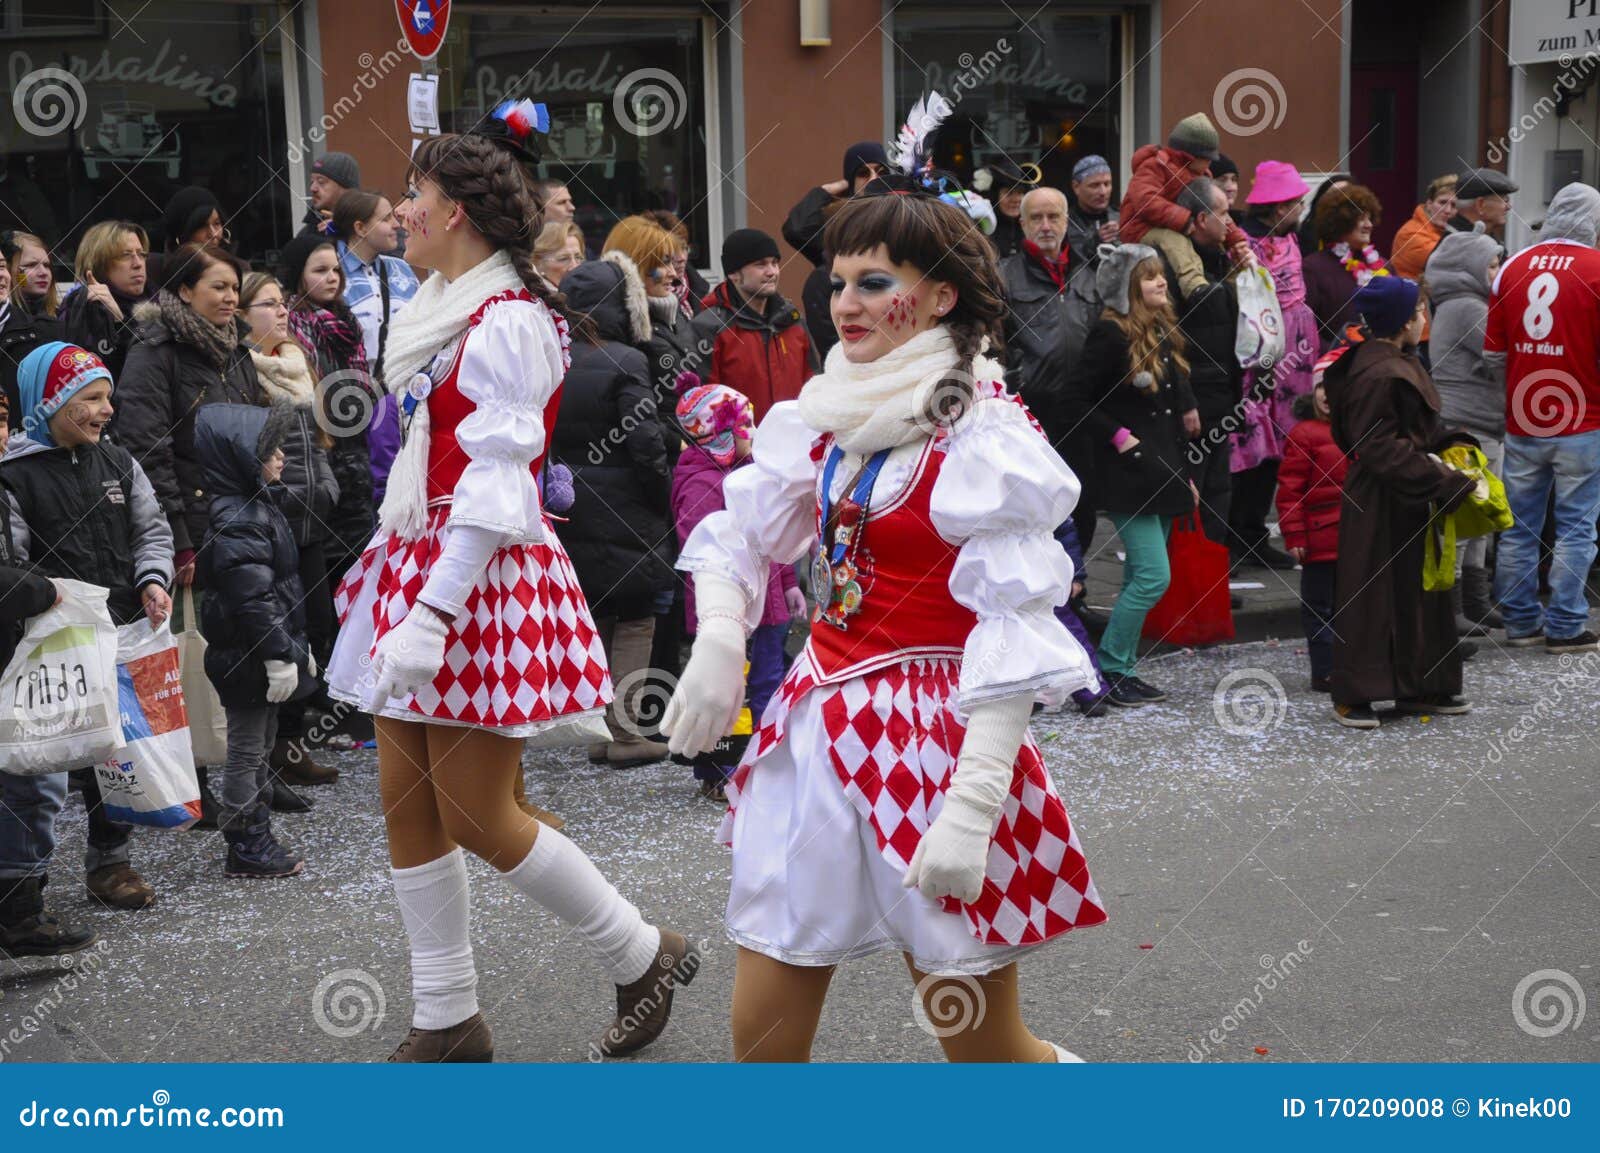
663, 94, 1106, 1062
326, 102, 696, 1062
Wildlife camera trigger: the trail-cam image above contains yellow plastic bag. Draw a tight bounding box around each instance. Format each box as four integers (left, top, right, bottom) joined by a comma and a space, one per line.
1440, 443, 1513, 539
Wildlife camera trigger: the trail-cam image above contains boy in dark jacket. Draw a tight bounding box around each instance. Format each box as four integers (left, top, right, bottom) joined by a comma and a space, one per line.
0, 400, 95, 958
195, 403, 314, 879
1275, 382, 1348, 693
0, 343, 172, 954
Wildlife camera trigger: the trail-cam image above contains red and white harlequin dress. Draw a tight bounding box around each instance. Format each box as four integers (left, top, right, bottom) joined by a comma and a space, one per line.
679, 380, 1107, 975
327, 290, 612, 735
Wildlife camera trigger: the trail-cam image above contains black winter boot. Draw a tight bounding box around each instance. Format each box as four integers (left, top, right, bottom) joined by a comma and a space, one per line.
1460, 566, 1503, 629
0, 877, 98, 958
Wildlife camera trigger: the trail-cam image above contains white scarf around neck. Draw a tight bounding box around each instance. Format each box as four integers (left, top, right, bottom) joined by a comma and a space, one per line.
797, 326, 1004, 454
378, 250, 527, 540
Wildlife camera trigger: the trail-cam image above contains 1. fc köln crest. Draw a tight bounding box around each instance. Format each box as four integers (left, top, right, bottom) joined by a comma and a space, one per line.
396, 0, 450, 60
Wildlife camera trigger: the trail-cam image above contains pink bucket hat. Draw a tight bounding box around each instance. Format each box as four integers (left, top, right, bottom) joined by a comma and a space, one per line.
1246, 160, 1311, 206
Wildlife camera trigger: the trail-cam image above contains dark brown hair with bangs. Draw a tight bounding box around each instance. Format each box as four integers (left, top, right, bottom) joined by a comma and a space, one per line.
822, 192, 1006, 425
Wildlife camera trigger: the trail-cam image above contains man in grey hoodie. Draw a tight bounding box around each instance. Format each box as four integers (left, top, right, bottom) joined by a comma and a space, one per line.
1484, 182, 1600, 652
1427, 225, 1505, 634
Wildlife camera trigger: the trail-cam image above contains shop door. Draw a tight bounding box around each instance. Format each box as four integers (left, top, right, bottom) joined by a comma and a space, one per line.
1349, 64, 1419, 254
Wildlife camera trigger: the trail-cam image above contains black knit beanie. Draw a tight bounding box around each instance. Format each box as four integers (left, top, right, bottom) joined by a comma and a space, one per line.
720, 228, 780, 275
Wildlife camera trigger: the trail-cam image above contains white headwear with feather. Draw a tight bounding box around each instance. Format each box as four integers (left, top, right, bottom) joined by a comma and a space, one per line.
888, 91, 953, 176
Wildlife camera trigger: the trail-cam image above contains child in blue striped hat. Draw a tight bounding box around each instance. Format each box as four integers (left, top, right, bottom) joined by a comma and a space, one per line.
0, 341, 174, 927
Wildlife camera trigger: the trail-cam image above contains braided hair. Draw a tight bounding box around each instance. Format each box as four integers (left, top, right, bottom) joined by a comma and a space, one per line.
408, 132, 569, 321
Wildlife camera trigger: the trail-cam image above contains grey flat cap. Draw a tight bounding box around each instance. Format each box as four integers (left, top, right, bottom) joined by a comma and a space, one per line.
1455, 167, 1519, 199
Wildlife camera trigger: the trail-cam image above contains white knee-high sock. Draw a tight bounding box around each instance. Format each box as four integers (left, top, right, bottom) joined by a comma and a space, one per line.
503, 827, 660, 985
391, 849, 479, 1030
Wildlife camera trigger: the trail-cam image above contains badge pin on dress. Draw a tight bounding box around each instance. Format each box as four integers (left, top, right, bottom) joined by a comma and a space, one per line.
401, 371, 433, 422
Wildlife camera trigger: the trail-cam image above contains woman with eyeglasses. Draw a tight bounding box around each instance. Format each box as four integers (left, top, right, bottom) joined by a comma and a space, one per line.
115, 243, 265, 592
56, 221, 152, 384
532, 220, 584, 287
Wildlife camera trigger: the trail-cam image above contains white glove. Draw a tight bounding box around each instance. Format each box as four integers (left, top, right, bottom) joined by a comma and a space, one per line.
371, 605, 451, 703
306, 652, 318, 679
264, 659, 299, 704
903, 692, 1033, 904
661, 574, 749, 757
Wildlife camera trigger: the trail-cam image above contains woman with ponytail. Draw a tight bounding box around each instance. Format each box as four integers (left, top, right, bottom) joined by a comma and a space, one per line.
663, 94, 1105, 1062
325, 102, 696, 1063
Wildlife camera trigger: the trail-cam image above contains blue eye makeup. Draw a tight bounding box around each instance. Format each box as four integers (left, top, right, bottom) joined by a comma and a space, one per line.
857, 273, 899, 294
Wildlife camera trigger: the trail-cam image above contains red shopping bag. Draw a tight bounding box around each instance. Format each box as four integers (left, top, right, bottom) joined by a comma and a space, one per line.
1141, 512, 1235, 646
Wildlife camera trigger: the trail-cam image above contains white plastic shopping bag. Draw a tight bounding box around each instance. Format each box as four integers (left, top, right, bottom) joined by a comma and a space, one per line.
1235, 264, 1286, 371
96, 618, 201, 829
0, 579, 123, 775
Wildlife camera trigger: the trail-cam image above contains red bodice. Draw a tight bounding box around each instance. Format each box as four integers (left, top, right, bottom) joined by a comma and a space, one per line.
423, 290, 564, 503
804, 433, 975, 683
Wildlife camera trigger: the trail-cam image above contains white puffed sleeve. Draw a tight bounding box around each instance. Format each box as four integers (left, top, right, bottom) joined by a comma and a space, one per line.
677, 401, 818, 628
930, 396, 1100, 712
447, 299, 565, 542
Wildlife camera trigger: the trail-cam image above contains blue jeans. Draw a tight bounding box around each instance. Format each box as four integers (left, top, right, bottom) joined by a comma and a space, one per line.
0, 769, 132, 880
1494, 429, 1600, 640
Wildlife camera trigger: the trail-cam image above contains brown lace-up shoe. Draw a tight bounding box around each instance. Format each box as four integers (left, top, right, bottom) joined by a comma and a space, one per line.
86, 863, 156, 909
386, 1012, 494, 1062
591, 929, 700, 1059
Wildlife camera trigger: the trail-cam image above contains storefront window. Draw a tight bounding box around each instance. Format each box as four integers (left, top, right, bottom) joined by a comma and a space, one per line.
0, 0, 291, 270
429, 9, 711, 265
892, 7, 1122, 193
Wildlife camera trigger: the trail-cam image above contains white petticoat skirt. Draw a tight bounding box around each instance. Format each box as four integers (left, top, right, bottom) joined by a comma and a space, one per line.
726, 689, 1038, 976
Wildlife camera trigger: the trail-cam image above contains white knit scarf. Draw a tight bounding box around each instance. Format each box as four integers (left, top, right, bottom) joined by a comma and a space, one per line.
378, 250, 525, 540
796, 326, 1004, 454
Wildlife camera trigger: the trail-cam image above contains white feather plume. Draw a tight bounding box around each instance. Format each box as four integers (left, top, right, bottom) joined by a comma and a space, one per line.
888, 91, 953, 175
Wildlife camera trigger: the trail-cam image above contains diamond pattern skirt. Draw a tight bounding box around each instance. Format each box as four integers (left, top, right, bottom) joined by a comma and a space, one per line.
327, 506, 612, 736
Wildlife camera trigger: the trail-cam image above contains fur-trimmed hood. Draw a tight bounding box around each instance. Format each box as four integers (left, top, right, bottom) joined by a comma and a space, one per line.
562, 252, 652, 346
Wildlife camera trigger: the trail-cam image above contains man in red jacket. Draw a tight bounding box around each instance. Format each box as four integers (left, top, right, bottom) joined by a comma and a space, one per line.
690, 229, 816, 421
1120, 113, 1252, 266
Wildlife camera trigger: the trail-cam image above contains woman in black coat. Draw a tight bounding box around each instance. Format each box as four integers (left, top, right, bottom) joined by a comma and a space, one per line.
56, 220, 152, 385
114, 244, 263, 588
1070, 245, 1200, 704
550, 255, 675, 765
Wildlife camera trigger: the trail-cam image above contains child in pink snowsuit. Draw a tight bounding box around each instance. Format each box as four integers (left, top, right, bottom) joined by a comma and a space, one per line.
1234, 161, 1319, 472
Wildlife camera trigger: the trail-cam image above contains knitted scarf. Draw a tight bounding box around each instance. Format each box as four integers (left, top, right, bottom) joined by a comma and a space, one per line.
248, 338, 315, 406
149, 290, 238, 370
378, 249, 527, 540
796, 326, 1004, 454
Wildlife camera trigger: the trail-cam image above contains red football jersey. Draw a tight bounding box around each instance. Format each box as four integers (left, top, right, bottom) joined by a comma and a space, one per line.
1485, 239, 1600, 437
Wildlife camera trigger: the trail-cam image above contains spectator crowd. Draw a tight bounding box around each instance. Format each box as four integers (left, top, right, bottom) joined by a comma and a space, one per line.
2, 109, 1595, 955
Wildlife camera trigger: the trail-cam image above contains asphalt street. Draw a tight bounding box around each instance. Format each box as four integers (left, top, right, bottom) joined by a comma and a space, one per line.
2, 637, 1597, 1064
